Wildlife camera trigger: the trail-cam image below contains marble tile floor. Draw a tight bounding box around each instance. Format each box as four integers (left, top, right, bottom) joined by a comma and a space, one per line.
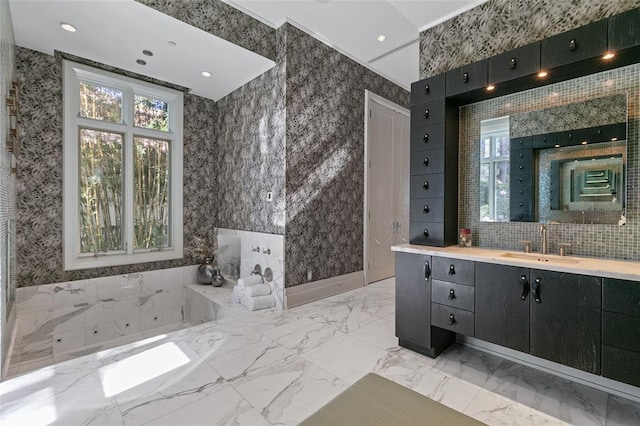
1, 277, 640, 425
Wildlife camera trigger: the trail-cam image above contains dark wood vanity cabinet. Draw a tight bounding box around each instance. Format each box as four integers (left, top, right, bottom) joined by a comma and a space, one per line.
509, 137, 534, 221
475, 263, 530, 353
529, 270, 602, 375
395, 252, 454, 357
602, 278, 640, 387
608, 8, 640, 51
409, 75, 459, 246
488, 43, 541, 84
445, 60, 488, 97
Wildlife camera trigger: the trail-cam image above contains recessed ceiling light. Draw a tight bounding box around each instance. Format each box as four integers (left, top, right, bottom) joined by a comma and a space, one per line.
143, 50, 154, 57
201, 71, 212, 77
581, 141, 588, 145
554, 144, 560, 148
603, 52, 615, 60
612, 137, 618, 141
537, 70, 548, 78
136, 59, 147, 66
60, 22, 77, 32
486, 84, 496, 91
377, 35, 386, 42
168, 41, 177, 47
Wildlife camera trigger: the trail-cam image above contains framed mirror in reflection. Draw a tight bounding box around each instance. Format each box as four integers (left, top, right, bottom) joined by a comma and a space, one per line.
480, 88, 628, 225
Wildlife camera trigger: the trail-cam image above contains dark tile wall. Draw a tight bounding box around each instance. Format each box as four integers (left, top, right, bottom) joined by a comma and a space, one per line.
136, 0, 276, 60
283, 24, 409, 287
16, 47, 218, 286
419, 0, 640, 79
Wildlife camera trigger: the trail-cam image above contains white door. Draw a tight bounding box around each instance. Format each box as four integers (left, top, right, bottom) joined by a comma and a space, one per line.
367, 99, 410, 284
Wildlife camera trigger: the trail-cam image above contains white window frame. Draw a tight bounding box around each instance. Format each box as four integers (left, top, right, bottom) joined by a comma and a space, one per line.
63, 60, 183, 270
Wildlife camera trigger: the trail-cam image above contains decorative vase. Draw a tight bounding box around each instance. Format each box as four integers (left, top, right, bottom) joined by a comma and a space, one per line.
197, 258, 215, 284
211, 269, 225, 287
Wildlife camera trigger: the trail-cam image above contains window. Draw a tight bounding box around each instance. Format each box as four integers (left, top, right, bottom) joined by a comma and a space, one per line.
63, 61, 183, 270
480, 116, 510, 222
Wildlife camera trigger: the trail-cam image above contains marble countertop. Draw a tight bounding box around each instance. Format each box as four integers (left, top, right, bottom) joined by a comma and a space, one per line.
391, 244, 640, 282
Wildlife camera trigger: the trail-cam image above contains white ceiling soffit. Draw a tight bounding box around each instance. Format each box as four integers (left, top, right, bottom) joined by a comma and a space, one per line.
227, 0, 488, 89
9, 0, 275, 101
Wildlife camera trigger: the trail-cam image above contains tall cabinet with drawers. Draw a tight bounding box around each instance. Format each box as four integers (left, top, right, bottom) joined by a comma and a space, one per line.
409, 75, 459, 246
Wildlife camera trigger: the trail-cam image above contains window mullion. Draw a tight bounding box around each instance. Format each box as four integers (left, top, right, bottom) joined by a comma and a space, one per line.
124, 87, 135, 255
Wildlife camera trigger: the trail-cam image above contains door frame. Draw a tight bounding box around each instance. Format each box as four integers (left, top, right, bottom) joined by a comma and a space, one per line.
363, 90, 410, 286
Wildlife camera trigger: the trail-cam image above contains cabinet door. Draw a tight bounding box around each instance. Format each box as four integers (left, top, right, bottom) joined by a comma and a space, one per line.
475, 263, 530, 353
411, 74, 446, 105
530, 270, 601, 374
541, 20, 607, 69
488, 42, 541, 84
608, 8, 640, 52
395, 253, 432, 346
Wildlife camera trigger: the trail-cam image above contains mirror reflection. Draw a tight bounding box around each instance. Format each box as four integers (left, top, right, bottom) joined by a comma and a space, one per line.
480, 93, 627, 225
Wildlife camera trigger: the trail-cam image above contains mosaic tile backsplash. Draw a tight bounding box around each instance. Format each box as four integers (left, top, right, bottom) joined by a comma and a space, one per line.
458, 63, 640, 259
419, 0, 640, 79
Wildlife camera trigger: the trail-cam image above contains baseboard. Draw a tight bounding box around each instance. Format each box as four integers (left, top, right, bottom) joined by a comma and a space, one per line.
285, 271, 364, 308
458, 335, 640, 403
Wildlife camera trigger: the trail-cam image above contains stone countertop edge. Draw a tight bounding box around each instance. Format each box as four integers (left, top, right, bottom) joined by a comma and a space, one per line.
391, 244, 640, 282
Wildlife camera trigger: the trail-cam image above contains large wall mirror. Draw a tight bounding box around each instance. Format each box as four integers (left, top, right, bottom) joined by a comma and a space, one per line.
479, 73, 628, 225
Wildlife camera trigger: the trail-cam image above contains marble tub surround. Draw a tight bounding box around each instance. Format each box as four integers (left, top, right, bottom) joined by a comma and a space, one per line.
7, 265, 198, 376
1, 278, 639, 425
392, 244, 640, 282
216, 228, 284, 308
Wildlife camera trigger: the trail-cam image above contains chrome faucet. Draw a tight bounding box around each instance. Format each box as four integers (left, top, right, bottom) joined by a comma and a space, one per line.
540, 226, 548, 254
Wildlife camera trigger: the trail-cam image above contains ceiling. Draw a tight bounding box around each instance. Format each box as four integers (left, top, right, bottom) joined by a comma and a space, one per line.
226, 0, 488, 88
9, 0, 487, 99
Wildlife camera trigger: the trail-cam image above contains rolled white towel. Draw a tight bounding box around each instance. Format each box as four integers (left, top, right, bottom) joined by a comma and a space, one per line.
244, 283, 272, 298
241, 294, 275, 311
237, 275, 263, 291
231, 285, 242, 303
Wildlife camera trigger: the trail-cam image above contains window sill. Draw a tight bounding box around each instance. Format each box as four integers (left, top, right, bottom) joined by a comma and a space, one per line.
64, 248, 183, 271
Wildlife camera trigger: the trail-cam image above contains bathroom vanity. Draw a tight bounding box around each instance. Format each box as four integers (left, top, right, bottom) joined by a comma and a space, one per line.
392, 245, 640, 389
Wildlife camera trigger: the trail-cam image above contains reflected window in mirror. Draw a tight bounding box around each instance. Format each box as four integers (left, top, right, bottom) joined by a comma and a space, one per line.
480, 116, 510, 222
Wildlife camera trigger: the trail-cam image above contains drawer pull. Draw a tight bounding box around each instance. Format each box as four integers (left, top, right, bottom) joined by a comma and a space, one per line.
448, 289, 455, 300
533, 277, 542, 303
424, 109, 430, 119
423, 157, 429, 166
423, 229, 430, 238
569, 39, 577, 51
424, 84, 430, 94
423, 181, 429, 190
518, 178, 523, 183
510, 57, 517, 69
520, 275, 530, 301
423, 205, 430, 213
423, 133, 429, 143
519, 202, 523, 207
519, 152, 524, 158
462, 72, 469, 83
424, 261, 431, 280
448, 313, 456, 325
519, 190, 524, 195
519, 165, 523, 170
448, 264, 455, 275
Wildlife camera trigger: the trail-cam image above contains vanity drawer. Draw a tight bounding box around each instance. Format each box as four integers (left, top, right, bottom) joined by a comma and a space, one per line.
510, 194, 533, 213
608, 8, 640, 52
446, 60, 488, 97
603, 311, 640, 352
510, 136, 532, 150
511, 173, 533, 187
602, 345, 640, 388
541, 19, 607, 69
410, 174, 445, 198
411, 100, 445, 128
410, 198, 444, 223
488, 42, 541, 84
557, 128, 586, 147
431, 303, 475, 336
411, 74, 446, 105
511, 148, 532, 164
510, 210, 534, 222
603, 278, 640, 317
411, 149, 445, 175
432, 280, 475, 312
532, 133, 557, 149
432, 257, 475, 286
409, 221, 444, 246
510, 154, 533, 175
411, 124, 445, 152
586, 124, 614, 144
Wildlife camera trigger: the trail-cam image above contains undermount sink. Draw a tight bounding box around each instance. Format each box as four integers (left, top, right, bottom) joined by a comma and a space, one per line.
499, 251, 582, 265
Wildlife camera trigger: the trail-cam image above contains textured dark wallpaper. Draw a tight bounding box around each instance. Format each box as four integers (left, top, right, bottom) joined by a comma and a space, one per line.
214, 26, 286, 235
283, 24, 409, 287
419, 0, 640, 78
136, 0, 276, 60
16, 47, 218, 286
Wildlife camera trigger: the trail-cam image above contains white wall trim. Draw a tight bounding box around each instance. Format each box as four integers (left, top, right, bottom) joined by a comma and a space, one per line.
459, 335, 640, 404
285, 271, 364, 308
363, 91, 410, 286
